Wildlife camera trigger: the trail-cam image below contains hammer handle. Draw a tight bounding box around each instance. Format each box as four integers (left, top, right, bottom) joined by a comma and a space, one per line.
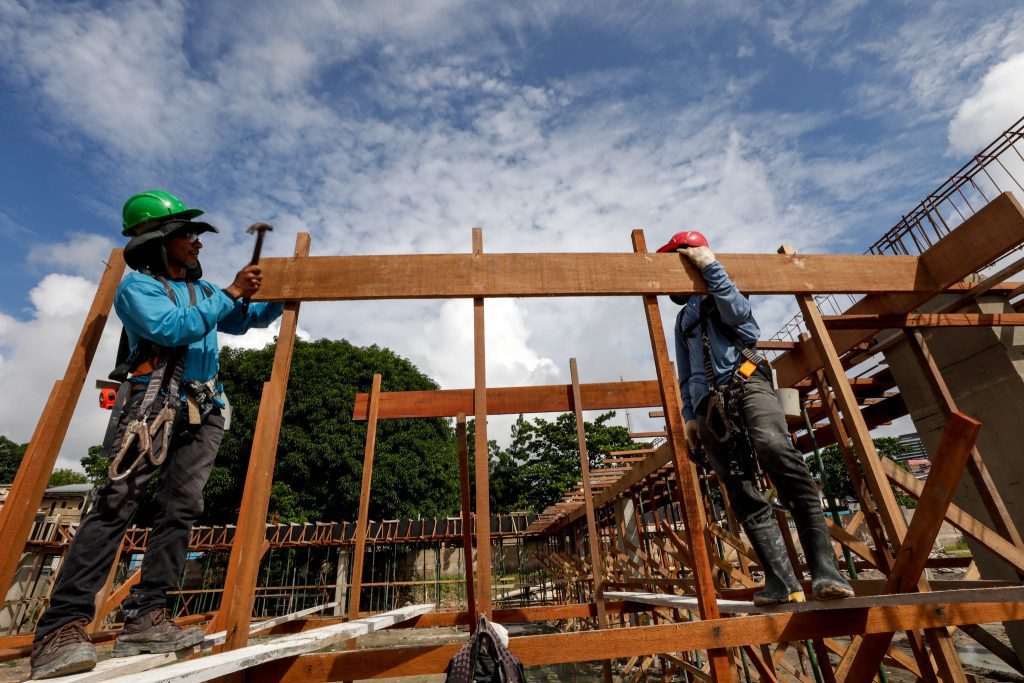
249, 231, 266, 266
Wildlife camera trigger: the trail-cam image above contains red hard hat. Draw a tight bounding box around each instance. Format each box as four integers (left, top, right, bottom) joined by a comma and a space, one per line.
656, 230, 709, 253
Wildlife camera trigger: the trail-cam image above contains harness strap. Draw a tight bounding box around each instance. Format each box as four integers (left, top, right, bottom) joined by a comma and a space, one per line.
108, 278, 201, 481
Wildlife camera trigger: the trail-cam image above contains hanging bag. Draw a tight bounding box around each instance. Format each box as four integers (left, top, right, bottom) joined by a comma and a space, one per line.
446, 616, 525, 683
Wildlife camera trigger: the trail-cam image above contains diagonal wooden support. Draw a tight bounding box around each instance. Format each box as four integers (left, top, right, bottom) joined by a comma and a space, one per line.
882, 458, 1024, 574
568, 359, 614, 682
840, 411, 981, 683
0, 249, 125, 599
903, 328, 1024, 557
794, 278, 962, 683
632, 229, 733, 683
210, 233, 310, 650
345, 372, 382, 652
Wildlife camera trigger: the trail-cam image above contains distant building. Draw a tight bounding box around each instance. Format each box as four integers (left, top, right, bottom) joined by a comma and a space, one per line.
896, 433, 931, 478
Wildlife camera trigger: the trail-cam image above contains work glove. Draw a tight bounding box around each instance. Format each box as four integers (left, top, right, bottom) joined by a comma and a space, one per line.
684, 419, 700, 446
680, 245, 716, 269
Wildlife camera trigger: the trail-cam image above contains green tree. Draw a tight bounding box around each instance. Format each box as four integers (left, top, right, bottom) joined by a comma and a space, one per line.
0, 436, 26, 483
48, 469, 89, 487
488, 411, 648, 513
206, 338, 460, 524
806, 436, 918, 509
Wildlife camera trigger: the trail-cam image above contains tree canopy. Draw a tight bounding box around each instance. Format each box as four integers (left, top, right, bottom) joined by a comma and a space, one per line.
484, 411, 648, 513
0, 436, 26, 484
806, 436, 918, 509
206, 338, 461, 525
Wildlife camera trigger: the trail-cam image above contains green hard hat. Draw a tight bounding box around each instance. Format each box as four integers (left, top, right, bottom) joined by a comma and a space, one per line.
122, 190, 204, 236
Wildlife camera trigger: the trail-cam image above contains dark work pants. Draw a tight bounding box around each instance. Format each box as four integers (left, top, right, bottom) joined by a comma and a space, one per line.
34, 400, 224, 641
697, 373, 823, 527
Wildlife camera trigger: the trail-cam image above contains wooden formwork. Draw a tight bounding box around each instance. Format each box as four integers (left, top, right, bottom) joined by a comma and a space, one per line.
1, 192, 1024, 680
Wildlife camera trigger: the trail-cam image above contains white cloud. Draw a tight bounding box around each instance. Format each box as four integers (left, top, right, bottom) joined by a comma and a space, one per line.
27, 233, 119, 278
948, 52, 1024, 156
4, 0, 1023, 464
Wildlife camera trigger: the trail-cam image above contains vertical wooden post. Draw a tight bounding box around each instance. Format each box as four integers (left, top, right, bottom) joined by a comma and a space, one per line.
211, 233, 310, 650
472, 227, 493, 619
0, 249, 126, 599
569, 359, 614, 683
812, 368, 938, 682
841, 412, 981, 682
794, 270, 966, 683
455, 413, 477, 626
346, 373, 382, 648
632, 229, 733, 683
903, 328, 1024, 554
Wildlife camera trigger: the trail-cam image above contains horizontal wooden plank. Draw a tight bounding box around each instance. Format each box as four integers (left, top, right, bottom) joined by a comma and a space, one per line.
774, 192, 1024, 387
605, 585, 1024, 614
250, 596, 1024, 680
822, 312, 1024, 329
112, 604, 432, 683
353, 379, 663, 420
250, 252, 931, 302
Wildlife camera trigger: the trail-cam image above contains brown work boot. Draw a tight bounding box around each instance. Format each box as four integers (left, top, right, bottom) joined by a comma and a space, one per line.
112, 608, 204, 657
30, 618, 96, 679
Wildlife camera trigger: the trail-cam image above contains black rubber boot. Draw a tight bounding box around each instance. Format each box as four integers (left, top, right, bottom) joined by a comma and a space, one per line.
744, 518, 806, 606
793, 514, 855, 600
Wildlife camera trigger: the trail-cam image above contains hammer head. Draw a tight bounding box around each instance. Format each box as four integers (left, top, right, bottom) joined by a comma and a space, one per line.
247, 222, 274, 235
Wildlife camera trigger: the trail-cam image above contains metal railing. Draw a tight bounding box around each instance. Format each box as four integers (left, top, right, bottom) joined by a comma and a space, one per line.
769, 114, 1024, 346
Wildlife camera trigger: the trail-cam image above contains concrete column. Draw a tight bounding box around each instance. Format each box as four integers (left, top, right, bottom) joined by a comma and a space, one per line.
884, 294, 1024, 659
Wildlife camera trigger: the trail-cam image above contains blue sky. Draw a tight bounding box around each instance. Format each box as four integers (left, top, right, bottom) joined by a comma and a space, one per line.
1, 0, 1023, 465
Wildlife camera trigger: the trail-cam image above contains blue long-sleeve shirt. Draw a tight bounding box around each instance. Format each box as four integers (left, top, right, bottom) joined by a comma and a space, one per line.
674, 261, 760, 422
115, 272, 284, 384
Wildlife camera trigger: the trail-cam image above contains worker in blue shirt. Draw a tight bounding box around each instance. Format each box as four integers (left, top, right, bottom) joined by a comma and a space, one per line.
31, 191, 283, 679
661, 230, 854, 607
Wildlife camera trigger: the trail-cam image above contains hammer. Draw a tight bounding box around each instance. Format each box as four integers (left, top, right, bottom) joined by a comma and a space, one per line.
243, 222, 273, 310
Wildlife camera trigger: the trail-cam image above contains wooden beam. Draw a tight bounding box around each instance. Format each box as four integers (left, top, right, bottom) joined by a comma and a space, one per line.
250, 252, 936, 303
472, 228, 492, 619
248, 597, 1024, 681
0, 249, 126, 597
795, 277, 966, 682
352, 379, 663, 420
842, 412, 980, 683
903, 329, 1024, 556
881, 458, 1024, 575
345, 373, 382, 652
822, 312, 1024, 329
211, 233, 310, 650
57, 603, 333, 682
774, 192, 1024, 387
633, 229, 733, 683
111, 604, 433, 683
568, 359, 613, 683
455, 414, 476, 628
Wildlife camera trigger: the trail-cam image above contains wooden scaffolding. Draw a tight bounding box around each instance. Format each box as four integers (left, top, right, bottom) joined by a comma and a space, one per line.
2, 190, 1024, 681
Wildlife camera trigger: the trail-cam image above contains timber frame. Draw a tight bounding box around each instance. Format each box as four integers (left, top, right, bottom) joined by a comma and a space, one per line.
2, 191, 1024, 681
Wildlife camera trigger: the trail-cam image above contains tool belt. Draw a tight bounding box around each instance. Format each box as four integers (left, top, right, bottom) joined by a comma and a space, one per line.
693, 297, 768, 478
103, 277, 215, 482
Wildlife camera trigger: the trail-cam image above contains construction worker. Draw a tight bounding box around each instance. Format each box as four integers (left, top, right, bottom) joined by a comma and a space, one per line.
30, 191, 283, 679
660, 230, 854, 605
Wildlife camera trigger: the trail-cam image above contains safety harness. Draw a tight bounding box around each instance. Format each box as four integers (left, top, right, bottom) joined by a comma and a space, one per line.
686, 297, 769, 477
105, 277, 213, 482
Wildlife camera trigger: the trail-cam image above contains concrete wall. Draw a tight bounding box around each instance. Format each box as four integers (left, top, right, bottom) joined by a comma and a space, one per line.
884, 294, 1024, 657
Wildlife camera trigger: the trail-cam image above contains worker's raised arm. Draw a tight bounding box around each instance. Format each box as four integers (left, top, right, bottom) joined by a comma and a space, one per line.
700, 260, 760, 345
116, 275, 236, 348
